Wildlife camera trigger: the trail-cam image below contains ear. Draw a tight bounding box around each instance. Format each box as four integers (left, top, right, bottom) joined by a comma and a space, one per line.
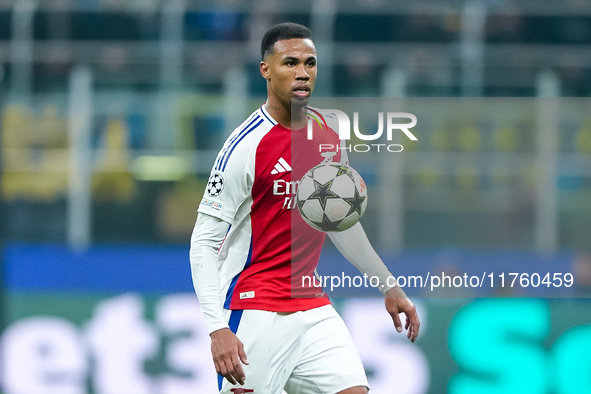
260, 61, 270, 81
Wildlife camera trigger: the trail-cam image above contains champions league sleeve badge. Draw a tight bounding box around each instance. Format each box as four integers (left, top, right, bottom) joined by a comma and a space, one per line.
206, 173, 224, 197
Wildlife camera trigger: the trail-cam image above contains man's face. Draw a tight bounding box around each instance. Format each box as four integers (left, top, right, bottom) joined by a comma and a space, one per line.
261, 38, 317, 108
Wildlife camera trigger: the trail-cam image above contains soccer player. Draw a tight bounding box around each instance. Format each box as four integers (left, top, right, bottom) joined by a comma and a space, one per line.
190, 22, 420, 394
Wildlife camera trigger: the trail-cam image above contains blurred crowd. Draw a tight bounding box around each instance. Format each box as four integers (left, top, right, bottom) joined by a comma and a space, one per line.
1, 1, 591, 96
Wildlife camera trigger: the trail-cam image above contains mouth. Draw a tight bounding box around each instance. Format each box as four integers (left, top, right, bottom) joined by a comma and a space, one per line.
292, 86, 310, 97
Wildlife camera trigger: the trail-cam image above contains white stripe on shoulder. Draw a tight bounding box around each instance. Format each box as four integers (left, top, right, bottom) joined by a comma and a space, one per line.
259, 105, 277, 126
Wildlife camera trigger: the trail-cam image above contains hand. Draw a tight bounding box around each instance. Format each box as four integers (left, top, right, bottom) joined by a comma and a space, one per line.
210, 328, 249, 385
384, 287, 420, 342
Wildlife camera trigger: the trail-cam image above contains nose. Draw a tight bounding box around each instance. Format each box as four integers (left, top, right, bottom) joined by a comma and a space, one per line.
295, 63, 309, 80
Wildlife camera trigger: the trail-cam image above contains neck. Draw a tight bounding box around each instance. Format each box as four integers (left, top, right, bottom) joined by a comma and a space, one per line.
265, 96, 307, 129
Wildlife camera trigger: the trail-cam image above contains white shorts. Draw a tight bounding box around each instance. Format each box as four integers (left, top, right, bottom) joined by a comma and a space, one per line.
219, 304, 369, 394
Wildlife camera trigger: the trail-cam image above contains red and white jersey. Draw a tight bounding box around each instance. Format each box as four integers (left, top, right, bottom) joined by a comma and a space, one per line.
198, 105, 346, 312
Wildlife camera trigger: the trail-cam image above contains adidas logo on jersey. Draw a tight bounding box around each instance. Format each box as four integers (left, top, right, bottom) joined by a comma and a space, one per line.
271, 157, 292, 174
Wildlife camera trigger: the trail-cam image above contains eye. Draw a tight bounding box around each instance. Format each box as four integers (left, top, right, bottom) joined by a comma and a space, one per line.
285, 60, 296, 67
307, 59, 316, 67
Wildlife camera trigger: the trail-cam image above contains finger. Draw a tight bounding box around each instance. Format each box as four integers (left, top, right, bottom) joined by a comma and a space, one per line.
231, 356, 246, 385
409, 316, 420, 342
391, 311, 403, 333
405, 316, 410, 330
239, 342, 249, 365
214, 359, 222, 376
410, 325, 417, 342
223, 358, 237, 385
218, 361, 236, 385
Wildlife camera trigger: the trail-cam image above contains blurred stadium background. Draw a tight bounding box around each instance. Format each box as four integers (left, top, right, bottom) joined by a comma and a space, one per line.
1, 0, 591, 393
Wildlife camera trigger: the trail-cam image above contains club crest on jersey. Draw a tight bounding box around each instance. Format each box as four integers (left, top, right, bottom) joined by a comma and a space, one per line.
321, 151, 337, 163
206, 173, 224, 197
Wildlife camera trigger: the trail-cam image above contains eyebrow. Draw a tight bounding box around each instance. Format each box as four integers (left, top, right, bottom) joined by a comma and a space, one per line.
282, 56, 317, 62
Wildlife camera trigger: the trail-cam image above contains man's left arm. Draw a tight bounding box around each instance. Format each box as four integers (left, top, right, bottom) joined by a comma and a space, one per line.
328, 223, 420, 342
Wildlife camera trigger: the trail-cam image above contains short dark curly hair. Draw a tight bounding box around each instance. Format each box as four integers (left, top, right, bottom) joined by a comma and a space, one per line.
260, 22, 313, 61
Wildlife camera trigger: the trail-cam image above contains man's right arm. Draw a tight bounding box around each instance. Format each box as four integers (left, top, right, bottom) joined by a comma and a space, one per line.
190, 213, 248, 385
189, 212, 230, 334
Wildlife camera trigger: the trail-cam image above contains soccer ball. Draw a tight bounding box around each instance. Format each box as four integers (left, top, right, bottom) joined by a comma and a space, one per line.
296, 163, 368, 232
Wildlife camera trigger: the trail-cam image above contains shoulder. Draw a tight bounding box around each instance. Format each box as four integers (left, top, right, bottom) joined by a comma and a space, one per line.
214, 107, 276, 173
305, 106, 340, 136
